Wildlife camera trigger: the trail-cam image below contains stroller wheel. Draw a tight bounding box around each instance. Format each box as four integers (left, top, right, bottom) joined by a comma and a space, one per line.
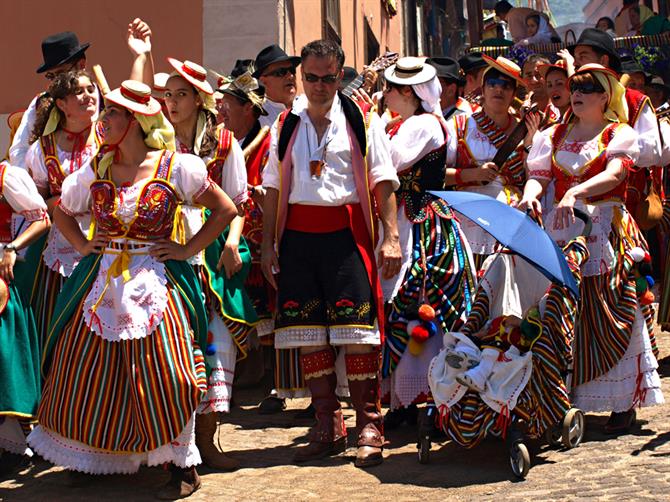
417, 436, 431, 464
544, 424, 562, 448
562, 408, 585, 449
509, 442, 530, 479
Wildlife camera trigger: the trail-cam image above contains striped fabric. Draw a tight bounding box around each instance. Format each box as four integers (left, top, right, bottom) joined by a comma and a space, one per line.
30, 258, 64, 347
275, 347, 306, 393
37, 285, 206, 453
382, 206, 475, 377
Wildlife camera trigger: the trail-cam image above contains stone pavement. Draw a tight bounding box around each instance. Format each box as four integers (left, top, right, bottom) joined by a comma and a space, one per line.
2, 330, 669, 501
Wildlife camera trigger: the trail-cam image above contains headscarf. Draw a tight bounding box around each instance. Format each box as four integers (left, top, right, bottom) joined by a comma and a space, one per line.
98, 111, 175, 177
411, 76, 442, 114
587, 66, 629, 123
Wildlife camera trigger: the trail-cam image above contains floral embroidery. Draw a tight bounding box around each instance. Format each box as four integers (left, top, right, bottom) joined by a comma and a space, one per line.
282, 300, 300, 318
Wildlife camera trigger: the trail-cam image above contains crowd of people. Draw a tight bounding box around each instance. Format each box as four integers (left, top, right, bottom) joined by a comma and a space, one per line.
0, 12, 668, 499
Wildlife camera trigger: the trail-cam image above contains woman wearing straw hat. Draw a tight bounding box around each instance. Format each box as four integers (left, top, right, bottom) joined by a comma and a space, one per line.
0, 161, 50, 464
163, 58, 257, 471
520, 64, 664, 434
445, 55, 534, 269
379, 57, 476, 428
27, 80, 238, 498
23, 70, 102, 342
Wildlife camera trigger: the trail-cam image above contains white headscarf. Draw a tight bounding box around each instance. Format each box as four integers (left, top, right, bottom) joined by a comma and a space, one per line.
411, 76, 442, 114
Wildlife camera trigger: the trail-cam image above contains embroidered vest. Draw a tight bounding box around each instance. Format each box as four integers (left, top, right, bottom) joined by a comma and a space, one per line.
625, 88, 651, 128
396, 114, 452, 222
550, 122, 628, 204
207, 128, 234, 189
0, 163, 14, 243
243, 125, 272, 252
90, 150, 180, 241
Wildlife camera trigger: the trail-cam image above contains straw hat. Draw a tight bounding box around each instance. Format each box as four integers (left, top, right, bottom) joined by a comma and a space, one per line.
384, 57, 436, 86
167, 58, 214, 95
538, 60, 568, 80
105, 80, 162, 116
482, 54, 525, 86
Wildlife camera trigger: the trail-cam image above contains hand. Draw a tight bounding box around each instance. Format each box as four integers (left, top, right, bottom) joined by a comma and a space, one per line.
218, 241, 243, 279
517, 196, 543, 217
553, 190, 577, 230
462, 162, 498, 184
0, 249, 16, 282
377, 235, 402, 280
352, 88, 374, 108
524, 112, 541, 145
557, 49, 575, 76
79, 233, 110, 256
248, 184, 266, 207
362, 68, 378, 93
261, 244, 279, 289
149, 240, 191, 262
127, 18, 152, 56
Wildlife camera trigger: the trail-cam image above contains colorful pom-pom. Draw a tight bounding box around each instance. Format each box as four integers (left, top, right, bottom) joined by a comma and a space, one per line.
411, 324, 430, 343
207, 331, 214, 343
206, 343, 217, 356
408, 338, 423, 356
418, 304, 436, 322
406, 319, 421, 336
640, 289, 655, 305
635, 276, 648, 294
426, 321, 438, 337
645, 275, 655, 288
630, 247, 645, 263
643, 252, 652, 263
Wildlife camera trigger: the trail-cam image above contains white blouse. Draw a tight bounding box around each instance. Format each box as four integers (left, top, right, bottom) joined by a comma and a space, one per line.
263, 93, 399, 205
25, 138, 97, 276
1, 163, 47, 223
629, 99, 661, 168
59, 152, 210, 342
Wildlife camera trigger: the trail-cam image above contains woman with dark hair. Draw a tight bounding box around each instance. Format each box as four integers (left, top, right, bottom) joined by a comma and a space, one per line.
28, 80, 237, 498
596, 16, 616, 37
163, 58, 257, 470
520, 65, 664, 434
445, 56, 534, 268
380, 57, 476, 425
24, 69, 102, 340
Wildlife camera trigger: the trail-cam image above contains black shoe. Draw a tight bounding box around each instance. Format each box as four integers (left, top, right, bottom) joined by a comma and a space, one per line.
604, 410, 636, 435
258, 395, 286, 415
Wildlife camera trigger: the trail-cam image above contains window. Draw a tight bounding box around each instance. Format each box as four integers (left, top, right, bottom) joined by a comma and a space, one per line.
323, 0, 341, 43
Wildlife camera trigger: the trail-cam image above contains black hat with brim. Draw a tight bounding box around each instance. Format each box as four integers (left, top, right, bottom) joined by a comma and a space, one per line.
36, 31, 90, 73
458, 52, 488, 75
252, 44, 301, 78
568, 28, 621, 74
230, 59, 255, 79
428, 56, 462, 83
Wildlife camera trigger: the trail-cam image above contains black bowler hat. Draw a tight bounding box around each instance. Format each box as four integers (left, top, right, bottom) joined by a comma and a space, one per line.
458, 52, 488, 75
230, 59, 254, 79
568, 28, 621, 73
428, 56, 462, 83
36, 31, 90, 73
252, 44, 301, 78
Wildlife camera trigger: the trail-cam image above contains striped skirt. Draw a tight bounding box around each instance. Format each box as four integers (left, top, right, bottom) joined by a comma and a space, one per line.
29, 283, 206, 473
31, 264, 64, 347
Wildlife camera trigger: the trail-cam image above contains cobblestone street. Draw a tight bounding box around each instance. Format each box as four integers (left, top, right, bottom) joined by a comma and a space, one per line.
2, 328, 669, 501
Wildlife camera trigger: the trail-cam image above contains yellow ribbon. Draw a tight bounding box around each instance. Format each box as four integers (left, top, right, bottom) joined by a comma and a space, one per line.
89, 245, 148, 314
42, 106, 61, 137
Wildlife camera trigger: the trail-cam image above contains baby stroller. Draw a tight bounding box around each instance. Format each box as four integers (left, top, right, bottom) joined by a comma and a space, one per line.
421, 208, 591, 478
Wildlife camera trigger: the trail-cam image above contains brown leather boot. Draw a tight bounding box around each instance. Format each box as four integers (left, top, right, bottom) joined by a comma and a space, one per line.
195, 412, 240, 471
293, 348, 347, 463
346, 351, 384, 468
155, 465, 201, 500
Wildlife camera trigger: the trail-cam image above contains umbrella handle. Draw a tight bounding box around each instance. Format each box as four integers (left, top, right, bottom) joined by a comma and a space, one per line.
573, 208, 592, 237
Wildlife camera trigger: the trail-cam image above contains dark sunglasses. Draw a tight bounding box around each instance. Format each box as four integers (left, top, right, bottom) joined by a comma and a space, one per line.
484, 77, 515, 90
304, 73, 340, 84
569, 81, 604, 94
263, 66, 296, 78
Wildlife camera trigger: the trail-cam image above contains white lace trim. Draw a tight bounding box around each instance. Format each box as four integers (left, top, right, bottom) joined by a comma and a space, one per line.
43, 220, 88, 276
572, 307, 664, 412
83, 249, 168, 342
275, 326, 328, 349
256, 318, 275, 337
27, 418, 201, 475
329, 324, 380, 346
0, 417, 33, 456
198, 314, 236, 414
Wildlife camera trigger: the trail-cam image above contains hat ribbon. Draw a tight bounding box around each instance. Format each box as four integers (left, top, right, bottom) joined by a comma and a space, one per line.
121, 86, 151, 104
182, 64, 207, 82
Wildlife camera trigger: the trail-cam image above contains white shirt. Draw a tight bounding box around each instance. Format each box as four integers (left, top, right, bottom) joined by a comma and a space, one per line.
263, 93, 399, 205
259, 97, 287, 130
9, 94, 40, 169
632, 100, 661, 167
660, 119, 670, 167
389, 114, 445, 172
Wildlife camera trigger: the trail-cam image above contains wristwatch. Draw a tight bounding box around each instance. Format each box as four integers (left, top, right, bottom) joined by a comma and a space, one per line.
3, 243, 17, 253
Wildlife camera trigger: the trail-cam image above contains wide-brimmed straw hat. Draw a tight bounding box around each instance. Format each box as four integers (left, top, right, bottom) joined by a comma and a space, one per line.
167, 58, 214, 95
36, 31, 90, 73
384, 57, 436, 86
538, 60, 568, 80
152, 72, 170, 99
482, 54, 525, 86
105, 80, 162, 116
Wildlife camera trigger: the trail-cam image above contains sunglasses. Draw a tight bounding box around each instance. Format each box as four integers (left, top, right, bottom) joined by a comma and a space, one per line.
263, 66, 296, 78
304, 73, 340, 84
569, 81, 604, 94
484, 77, 515, 90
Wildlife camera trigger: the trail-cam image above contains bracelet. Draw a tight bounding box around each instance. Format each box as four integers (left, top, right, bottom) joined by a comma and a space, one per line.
454, 168, 464, 186
3, 243, 16, 253
524, 144, 532, 153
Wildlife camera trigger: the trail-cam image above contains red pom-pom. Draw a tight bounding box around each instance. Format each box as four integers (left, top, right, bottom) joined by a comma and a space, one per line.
207, 331, 214, 344
640, 289, 655, 305
411, 324, 430, 343
643, 252, 651, 263
418, 304, 436, 321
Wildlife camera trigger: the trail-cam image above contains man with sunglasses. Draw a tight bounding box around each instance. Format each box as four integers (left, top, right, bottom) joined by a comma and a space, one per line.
253, 45, 301, 129
261, 39, 401, 468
